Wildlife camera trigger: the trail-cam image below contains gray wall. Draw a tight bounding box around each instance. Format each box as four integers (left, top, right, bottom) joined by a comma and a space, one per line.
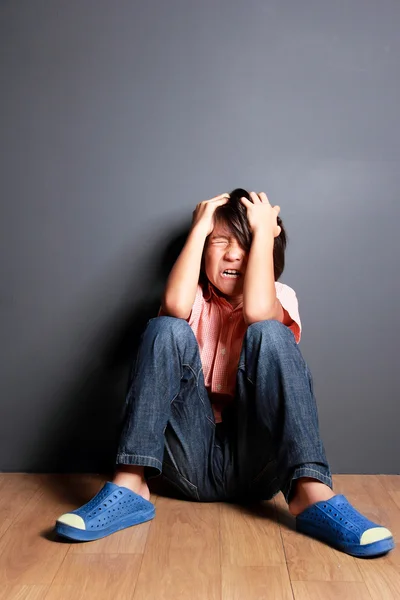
1, 0, 399, 473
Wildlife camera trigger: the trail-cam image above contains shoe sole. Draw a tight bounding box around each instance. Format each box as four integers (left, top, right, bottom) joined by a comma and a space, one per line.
296, 519, 396, 557
55, 507, 155, 542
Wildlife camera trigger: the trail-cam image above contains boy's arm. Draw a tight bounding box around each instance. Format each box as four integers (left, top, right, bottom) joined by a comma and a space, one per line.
161, 193, 230, 319
240, 191, 283, 326
242, 229, 279, 325
161, 225, 207, 319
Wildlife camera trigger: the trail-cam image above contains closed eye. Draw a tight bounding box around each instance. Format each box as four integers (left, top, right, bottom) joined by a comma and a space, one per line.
211, 239, 229, 244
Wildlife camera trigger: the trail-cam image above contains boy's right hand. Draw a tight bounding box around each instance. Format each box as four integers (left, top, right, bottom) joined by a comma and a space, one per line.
191, 193, 230, 236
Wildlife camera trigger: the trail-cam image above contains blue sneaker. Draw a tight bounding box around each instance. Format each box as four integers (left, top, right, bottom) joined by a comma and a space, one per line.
55, 481, 155, 541
296, 493, 395, 558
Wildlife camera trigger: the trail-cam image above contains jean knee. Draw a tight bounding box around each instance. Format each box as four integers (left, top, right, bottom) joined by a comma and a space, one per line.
246, 319, 293, 346
145, 315, 193, 340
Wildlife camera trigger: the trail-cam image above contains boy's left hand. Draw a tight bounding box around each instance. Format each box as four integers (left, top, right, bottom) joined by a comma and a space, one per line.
240, 192, 281, 238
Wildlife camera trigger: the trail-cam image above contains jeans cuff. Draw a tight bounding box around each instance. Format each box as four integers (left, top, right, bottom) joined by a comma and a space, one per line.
282, 464, 333, 505
115, 453, 162, 475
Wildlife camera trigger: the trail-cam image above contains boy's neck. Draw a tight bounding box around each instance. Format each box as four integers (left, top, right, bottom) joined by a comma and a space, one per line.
209, 283, 243, 309
228, 298, 243, 309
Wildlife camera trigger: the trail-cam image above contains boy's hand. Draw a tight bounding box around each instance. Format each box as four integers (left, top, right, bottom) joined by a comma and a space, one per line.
240, 192, 281, 238
191, 193, 230, 236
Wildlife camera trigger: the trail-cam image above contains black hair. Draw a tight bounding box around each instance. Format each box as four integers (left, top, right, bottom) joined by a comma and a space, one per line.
200, 188, 287, 283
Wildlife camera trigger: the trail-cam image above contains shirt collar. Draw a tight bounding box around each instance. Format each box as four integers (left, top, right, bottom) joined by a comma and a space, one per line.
203, 280, 243, 311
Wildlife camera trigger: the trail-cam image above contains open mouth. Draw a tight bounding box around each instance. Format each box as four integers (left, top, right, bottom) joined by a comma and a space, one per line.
221, 269, 241, 278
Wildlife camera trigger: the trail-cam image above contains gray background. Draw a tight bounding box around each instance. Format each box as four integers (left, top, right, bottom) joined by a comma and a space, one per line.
1, 0, 399, 473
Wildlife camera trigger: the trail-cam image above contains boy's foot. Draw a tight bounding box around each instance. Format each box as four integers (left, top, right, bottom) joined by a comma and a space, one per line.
113, 471, 151, 502
295, 493, 395, 558
288, 486, 335, 516
55, 481, 155, 542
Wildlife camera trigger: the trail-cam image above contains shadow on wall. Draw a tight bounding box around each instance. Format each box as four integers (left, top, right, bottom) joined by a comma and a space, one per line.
38, 225, 191, 482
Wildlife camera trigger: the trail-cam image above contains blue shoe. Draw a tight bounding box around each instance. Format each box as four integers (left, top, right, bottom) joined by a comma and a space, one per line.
296, 493, 395, 558
55, 481, 155, 541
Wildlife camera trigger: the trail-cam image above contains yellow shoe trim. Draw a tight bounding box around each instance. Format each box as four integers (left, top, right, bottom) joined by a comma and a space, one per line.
360, 527, 392, 545
57, 513, 86, 530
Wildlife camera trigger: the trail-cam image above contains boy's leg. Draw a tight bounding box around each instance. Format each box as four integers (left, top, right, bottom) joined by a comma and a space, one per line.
55, 316, 224, 541
222, 319, 332, 504
222, 319, 395, 558
116, 316, 223, 501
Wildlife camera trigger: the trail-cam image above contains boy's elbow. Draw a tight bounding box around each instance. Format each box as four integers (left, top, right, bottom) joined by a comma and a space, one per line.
161, 300, 191, 321
243, 299, 282, 326
243, 311, 275, 327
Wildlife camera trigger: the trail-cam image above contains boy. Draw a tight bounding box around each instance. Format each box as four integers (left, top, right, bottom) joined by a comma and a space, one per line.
55, 189, 395, 558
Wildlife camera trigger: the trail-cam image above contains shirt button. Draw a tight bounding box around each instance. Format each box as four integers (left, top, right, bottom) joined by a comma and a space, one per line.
221, 348, 226, 355
229, 316, 233, 321
216, 384, 222, 391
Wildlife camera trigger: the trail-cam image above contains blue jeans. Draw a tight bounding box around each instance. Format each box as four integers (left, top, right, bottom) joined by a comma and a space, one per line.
116, 316, 333, 504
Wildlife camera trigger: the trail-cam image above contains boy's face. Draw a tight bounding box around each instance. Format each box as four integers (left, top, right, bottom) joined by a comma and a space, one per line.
204, 220, 248, 304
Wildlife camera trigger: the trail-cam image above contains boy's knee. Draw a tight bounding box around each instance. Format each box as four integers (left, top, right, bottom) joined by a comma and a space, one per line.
246, 319, 293, 347
245, 319, 295, 350
145, 315, 192, 339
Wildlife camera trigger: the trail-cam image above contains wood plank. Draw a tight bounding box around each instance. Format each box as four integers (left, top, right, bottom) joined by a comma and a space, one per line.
222, 565, 293, 600
278, 530, 364, 582
357, 562, 400, 600
378, 476, 400, 493
0, 486, 69, 585
0, 474, 103, 585
291, 580, 374, 599
220, 498, 286, 567
133, 496, 221, 600
0, 475, 42, 538
0, 585, 49, 600
45, 554, 142, 600
389, 491, 400, 511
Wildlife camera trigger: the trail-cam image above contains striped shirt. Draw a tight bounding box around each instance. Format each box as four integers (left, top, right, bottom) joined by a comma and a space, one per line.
160, 280, 301, 423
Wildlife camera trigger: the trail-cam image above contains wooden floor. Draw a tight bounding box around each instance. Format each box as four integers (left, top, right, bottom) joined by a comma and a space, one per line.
0, 474, 399, 599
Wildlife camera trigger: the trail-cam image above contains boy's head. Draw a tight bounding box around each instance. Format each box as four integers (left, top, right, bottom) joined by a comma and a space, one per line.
200, 188, 287, 302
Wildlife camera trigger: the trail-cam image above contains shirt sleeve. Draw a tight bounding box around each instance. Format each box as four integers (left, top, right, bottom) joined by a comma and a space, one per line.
276, 282, 302, 344
187, 283, 205, 326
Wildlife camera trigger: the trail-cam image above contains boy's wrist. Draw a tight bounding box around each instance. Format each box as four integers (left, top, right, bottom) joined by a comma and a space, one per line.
189, 223, 209, 242
251, 227, 275, 246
